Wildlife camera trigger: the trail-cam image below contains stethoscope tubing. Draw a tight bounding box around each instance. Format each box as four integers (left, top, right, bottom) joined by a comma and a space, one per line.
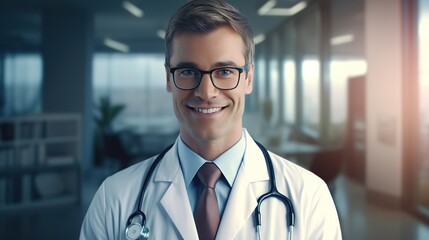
126, 144, 173, 229
255, 141, 295, 228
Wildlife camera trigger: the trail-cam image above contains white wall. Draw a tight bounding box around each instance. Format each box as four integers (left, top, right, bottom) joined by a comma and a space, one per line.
365, 0, 403, 198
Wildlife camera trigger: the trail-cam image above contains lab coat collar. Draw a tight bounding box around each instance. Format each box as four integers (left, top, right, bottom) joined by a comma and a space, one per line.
216, 130, 270, 239
154, 130, 268, 183
155, 138, 199, 240
153, 131, 270, 240
242, 129, 270, 182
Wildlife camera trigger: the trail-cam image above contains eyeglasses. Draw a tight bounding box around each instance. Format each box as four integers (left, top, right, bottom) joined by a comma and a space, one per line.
169, 65, 249, 90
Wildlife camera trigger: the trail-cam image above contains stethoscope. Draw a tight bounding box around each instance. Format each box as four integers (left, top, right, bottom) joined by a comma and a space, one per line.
125, 141, 295, 240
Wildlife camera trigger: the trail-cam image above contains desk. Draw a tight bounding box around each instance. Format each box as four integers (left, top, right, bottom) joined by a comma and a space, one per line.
271, 141, 322, 156
267, 141, 320, 168
259, 138, 340, 169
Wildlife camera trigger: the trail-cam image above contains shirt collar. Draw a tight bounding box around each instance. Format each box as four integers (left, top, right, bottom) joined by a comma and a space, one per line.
178, 131, 246, 187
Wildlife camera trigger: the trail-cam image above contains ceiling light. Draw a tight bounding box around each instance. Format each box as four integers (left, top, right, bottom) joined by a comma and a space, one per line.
258, 0, 277, 15
254, 34, 266, 45
122, 1, 144, 18
330, 34, 354, 46
104, 38, 129, 52
286, 1, 307, 15
157, 29, 166, 39
258, 1, 307, 16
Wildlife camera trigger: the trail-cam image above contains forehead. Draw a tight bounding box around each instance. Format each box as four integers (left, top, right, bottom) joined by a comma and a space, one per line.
170, 26, 246, 67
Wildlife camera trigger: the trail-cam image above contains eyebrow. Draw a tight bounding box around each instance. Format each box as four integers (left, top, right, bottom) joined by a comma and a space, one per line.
173, 61, 241, 69
212, 61, 240, 68
174, 62, 198, 68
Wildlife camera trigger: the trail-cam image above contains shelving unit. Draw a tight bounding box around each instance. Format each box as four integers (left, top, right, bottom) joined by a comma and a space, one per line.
0, 113, 81, 211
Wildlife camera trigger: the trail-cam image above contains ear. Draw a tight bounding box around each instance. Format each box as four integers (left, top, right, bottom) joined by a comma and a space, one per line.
244, 63, 254, 94
165, 65, 172, 92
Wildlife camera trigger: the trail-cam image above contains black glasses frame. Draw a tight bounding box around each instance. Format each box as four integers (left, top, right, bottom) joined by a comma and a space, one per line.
169, 65, 249, 90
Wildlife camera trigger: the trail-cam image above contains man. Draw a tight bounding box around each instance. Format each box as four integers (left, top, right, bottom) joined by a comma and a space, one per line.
80, 0, 342, 239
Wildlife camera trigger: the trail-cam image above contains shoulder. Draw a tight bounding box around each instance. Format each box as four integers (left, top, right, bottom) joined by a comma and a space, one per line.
102, 156, 157, 196
267, 151, 327, 195
270, 152, 319, 179
101, 142, 177, 198
244, 130, 326, 191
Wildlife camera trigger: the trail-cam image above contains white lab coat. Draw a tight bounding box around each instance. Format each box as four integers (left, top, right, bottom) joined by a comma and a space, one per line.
80, 130, 342, 240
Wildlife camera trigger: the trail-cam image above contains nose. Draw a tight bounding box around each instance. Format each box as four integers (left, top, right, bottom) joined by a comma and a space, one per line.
194, 73, 219, 100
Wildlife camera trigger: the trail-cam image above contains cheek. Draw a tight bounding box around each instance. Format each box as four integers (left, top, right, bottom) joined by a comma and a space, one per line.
171, 90, 187, 112
171, 94, 183, 120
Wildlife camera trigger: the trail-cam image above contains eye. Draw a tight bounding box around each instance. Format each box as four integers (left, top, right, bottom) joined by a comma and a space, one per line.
178, 68, 198, 77
213, 68, 238, 79
216, 68, 233, 76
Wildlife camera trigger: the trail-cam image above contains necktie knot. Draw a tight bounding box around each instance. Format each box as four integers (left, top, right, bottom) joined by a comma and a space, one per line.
197, 163, 221, 189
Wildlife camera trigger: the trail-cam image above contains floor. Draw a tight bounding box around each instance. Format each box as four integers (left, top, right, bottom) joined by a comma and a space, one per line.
333, 175, 429, 240
0, 168, 428, 240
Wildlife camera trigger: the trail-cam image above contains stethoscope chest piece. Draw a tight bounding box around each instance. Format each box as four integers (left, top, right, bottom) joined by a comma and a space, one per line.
125, 223, 150, 240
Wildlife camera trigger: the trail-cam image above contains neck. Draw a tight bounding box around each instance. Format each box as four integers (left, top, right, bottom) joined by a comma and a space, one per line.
180, 129, 243, 161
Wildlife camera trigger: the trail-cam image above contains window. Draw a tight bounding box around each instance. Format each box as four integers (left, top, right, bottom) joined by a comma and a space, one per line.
283, 60, 296, 124
329, 0, 365, 142
297, 6, 321, 135
92, 53, 176, 130
268, 35, 280, 124
329, 59, 367, 139
256, 47, 266, 106
2, 54, 42, 115
282, 22, 296, 125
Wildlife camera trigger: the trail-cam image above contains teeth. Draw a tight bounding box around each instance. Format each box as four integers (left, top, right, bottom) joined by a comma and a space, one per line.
194, 107, 222, 114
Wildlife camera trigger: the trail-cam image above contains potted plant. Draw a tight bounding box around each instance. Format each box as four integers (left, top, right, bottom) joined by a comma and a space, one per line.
93, 96, 126, 166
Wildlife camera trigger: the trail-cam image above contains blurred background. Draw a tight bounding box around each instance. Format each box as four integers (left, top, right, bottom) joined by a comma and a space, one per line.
0, 0, 428, 239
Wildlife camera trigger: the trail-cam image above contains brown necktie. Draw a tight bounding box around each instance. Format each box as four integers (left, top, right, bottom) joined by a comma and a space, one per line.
194, 163, 222, 240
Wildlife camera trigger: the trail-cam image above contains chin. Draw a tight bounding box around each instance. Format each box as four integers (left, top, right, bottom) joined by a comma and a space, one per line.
192, 128, 222, 141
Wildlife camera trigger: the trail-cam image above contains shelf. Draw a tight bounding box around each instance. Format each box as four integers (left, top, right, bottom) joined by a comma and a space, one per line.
0, 137, 79, 147
0, 163, 79, 177
0, 195, 79, 212
0, 113, 81, 211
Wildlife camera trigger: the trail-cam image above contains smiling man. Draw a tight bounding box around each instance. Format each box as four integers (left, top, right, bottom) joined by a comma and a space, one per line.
80, 1, 342, 239
166, 25, 253, 161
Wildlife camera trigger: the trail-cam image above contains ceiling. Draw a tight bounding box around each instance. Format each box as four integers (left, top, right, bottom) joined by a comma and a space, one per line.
0, 0, 365, 58
0, 0, 296, 53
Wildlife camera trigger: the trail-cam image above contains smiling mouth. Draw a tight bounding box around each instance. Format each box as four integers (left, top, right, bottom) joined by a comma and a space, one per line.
192, 107, 223, 114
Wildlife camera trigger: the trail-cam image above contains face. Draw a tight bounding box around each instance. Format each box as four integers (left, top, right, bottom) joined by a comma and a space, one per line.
166, 25, 254, 150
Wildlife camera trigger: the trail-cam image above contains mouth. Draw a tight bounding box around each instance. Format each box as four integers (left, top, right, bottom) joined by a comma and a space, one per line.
192, 107, 223, 114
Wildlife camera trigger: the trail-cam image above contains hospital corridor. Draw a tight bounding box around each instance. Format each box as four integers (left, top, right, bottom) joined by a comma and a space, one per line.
1, 0, 429, 239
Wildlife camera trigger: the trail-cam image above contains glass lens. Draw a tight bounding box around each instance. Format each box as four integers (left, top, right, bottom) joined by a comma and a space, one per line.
212, 68, 240, 89
174, 68, 201, 89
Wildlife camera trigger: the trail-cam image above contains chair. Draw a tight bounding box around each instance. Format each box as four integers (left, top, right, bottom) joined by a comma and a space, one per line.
287, 129, 319, 145
103, 131, 142, 169
309, 148, 344, 193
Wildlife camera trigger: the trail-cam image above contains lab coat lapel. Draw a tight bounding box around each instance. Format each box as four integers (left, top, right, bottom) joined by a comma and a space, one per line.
216, 132, 270, 239
156, 143, 199, 240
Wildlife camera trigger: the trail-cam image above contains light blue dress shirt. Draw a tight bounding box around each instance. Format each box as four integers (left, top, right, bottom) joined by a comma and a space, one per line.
177, 131, 246, 216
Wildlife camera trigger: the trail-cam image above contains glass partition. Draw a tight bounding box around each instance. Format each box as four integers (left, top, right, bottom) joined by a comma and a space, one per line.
297, 5, 321, 136
282, 22, 296, 125
268, 35, 280, 124
329, 0, 365, 143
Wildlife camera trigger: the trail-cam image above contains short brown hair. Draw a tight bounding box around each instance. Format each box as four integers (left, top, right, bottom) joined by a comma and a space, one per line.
164, 0, 254, 66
